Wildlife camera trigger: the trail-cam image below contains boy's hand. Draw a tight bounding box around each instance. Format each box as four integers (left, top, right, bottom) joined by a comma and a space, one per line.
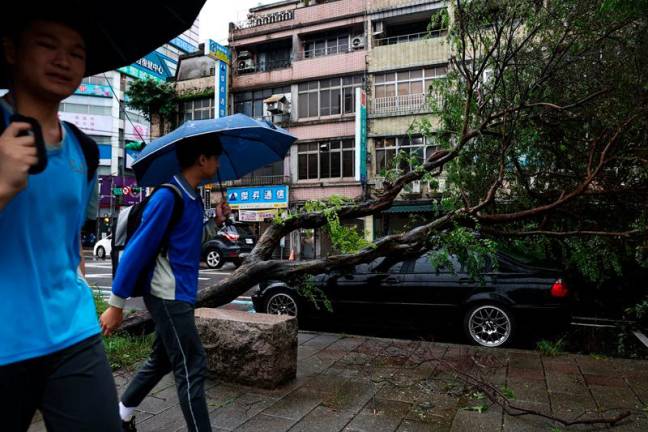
100, 306, 123, 336
0, 122, 38, 207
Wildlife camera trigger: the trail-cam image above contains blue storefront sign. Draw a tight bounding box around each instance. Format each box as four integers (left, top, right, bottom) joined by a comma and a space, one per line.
226, 185, 289, 209
169, 36, 197, 54
118, 51, 172, 81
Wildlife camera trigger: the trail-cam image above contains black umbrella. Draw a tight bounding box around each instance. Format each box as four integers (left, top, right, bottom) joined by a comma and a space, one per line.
0, 0, 206, 87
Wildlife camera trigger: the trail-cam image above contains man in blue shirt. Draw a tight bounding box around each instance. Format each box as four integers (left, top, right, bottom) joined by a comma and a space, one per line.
101, 139, 230, 432
0, 16, 121, 432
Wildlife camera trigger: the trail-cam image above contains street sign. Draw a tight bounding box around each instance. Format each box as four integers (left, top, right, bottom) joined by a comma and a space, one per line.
122, 186, 131, 196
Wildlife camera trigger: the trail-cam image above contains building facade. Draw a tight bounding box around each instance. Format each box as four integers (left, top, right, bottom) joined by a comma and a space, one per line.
222, 0, 449, 257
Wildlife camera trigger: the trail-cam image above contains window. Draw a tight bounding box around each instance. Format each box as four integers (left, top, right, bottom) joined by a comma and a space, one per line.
233, 86, 290, 119
181, 98, 214, 122
375, 136, 438, 175
303, 33, 350, 58
297, 76, 363, 119
374, 66, 447, 98
81, 75, 111, 86
89, 135, 112, 145
298, 139, 355, 180
60, 103, 112, 116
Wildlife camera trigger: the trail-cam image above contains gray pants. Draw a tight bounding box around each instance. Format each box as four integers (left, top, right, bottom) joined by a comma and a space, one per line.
0, 334, 121, 432
121, 294, 211, 432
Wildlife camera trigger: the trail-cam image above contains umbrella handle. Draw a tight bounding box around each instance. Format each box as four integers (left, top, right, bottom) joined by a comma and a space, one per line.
217, 170, 226, 201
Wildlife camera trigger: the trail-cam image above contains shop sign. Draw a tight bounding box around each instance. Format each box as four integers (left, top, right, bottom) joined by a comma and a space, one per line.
226, 185, 289, 209
239, 209, 278, 222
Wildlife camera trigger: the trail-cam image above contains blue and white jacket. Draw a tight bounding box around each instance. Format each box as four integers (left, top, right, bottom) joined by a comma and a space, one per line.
110, 175, 204, 307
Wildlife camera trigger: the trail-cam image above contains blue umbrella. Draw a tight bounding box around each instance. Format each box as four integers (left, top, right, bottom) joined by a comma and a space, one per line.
132, 114, 297, 187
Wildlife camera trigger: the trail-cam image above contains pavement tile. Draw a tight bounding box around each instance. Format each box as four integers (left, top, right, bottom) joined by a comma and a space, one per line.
209, 392, 279, 430
261, 387, 323, 420
298, 345, 322, 361
287, 405, 354, 432
354, 339, 394, 356
325, 336, 367, 352
588, 384, 643, 411
234, 414, 297, 432
549, 391, 598, 419
343, 399, 412, 432
302, 334, 342, 349
625, 376, 648, 405
134, 403, 190, 432
542, 358, 580, 375
508, 367, 545, 381
502, 401, 554, 432
545, 369, 589, 395
583, 374, 627, 387
574, 356, 617, 376
298, 332, 319, 345
508, 352, 542, 370
506, 377, 550, 404
396, 419, 438, 432
449, 405, 503, 432
297, 354, 338, 379
405, 393, 458, 430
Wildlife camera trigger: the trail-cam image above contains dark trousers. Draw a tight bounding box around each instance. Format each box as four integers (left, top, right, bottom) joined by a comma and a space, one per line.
0, 334, 121, 432
121, 294, 211, 432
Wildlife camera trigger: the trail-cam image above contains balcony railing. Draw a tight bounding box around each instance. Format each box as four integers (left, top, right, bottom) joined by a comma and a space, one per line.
293, 46, 355, 61
235, 58, 292, 75
374, 30, 447, 47
220, 175, 291, 187
372, 93, 429, 114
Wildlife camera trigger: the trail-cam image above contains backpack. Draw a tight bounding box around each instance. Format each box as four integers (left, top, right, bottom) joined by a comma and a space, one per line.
0, 116, 99, 182
110, 183, 184, 297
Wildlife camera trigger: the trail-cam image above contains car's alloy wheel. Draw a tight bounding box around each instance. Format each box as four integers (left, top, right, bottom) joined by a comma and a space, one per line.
265, 292, 298, 317
466, 304, 513, 347
206, 249, 223, 269
96, 246, 106, 260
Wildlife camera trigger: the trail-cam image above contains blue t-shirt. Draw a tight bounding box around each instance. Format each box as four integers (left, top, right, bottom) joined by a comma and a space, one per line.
0, 102, 99, 366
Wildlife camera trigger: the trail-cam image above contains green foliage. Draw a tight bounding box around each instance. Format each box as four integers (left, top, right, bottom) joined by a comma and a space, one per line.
537, 338, 565, 357
295, 276, 333, 312
304, 196, 373, 254
125, 78, 177, 124
500, 385, 515, 400
428, 226, 497, 281
93, 292, 153, 370
177, 87, 215, 101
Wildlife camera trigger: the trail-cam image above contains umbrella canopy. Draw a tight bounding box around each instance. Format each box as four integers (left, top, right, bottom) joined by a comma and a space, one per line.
0, 1, 206, 87
132, 114, 297, 187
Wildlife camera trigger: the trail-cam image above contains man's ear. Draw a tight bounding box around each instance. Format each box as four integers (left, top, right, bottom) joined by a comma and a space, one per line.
2, 37, 17, 66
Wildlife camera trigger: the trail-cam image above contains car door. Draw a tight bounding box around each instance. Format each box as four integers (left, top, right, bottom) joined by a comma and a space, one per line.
322, 262, 374, 316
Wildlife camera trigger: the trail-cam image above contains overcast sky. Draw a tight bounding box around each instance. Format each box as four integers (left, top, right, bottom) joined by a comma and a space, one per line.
199, 0, 278, 45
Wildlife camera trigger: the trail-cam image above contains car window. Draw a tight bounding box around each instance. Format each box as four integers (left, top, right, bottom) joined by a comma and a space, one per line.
412, 254, 463, 273
369, 257, 404, 274
233, 224, 254, 237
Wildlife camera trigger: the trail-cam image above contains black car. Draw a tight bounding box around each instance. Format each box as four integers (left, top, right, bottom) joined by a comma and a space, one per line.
252, 252, 571, 347
201, 222, 256, 269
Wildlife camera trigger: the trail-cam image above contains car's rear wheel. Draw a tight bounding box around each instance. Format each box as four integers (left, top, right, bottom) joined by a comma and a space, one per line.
464, 304, 514, 348
205, 249, 224, 269
96, 246, 106, 260
265, 291, 298, 317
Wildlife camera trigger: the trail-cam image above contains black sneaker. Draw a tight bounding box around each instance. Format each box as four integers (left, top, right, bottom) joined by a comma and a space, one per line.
122, 418, 137, 432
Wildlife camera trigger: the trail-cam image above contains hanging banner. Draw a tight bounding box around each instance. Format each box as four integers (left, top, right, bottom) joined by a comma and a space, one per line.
239, 209, 278, 222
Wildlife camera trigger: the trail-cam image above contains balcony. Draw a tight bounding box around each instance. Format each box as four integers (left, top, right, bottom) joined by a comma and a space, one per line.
232, 49, 366, 90
374, 30, 446, 46
371, 93, 427, 115
231, 0, 365, 39
368, 36, 448, 73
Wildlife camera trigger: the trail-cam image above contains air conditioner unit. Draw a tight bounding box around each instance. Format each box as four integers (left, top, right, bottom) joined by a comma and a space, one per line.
237, 58, 255, 72
264, 94, 289, 114
351, 36, 365, 49
238, 50, 252, 59
411, 180, 421, 193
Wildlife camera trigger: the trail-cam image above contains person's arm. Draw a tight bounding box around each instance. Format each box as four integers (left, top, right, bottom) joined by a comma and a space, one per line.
0, 122, 38, 211
100, 190, 175, 335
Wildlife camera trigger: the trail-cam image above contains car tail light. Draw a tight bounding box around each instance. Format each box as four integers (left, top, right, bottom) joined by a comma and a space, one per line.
551, 279, 568, 298
223, 233, 239, 242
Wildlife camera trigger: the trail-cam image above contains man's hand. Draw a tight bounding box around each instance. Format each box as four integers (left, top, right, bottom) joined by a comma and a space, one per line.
100, 306, 123, 336
215, 201, 231, 224
0, 122, 38, 209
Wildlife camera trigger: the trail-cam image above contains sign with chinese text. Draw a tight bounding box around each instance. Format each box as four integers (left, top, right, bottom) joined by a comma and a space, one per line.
75, 83, 111, 97
58, 112, 112, 136
226, 185, 289, 209
207, 40, 230, 118
118, 52, 172, 81
355, 88, 367, 183
239, 209, 278, 222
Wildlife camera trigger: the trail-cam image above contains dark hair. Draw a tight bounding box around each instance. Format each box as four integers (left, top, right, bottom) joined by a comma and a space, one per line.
176, 135, 223, 170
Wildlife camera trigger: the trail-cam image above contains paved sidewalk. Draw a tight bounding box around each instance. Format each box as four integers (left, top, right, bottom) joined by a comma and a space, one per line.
30, 331, 648, 431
